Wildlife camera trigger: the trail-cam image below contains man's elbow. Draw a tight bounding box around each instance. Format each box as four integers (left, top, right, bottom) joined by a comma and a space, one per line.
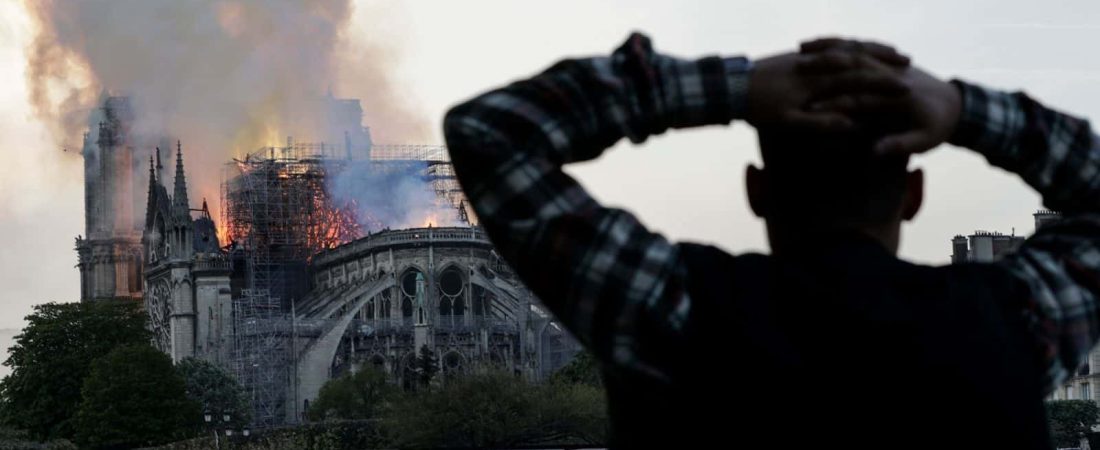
442, 105, 466, 144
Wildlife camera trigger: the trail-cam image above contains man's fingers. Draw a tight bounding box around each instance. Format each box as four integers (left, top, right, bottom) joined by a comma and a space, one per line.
873, 130, 936, 155
798, 51, 901, 75
800, 37, 847, 53
809, 94, 906, 114
797, 51, 859, 73
800, 37, 910, 68
815, 70, 910, 97
860, 41, 910, 67
782, 109, 855, 132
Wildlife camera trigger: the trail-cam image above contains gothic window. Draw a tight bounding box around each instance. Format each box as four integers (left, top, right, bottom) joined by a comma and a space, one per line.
401, 270, 420, 297
443, 352, 464, 380
401, 269, 426, 325
438, 266, 465, 326
365, 299, 375, 320
454, 297, 465, 316
379, 290, 392, 319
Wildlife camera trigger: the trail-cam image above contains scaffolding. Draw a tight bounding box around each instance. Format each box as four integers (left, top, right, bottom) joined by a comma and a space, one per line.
221, 141, 471, 427
222, 147, 362, 427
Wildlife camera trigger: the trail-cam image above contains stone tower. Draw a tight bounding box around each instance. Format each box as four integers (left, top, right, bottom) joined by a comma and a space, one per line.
143, 143, 234, 363
76, 96, 143, 302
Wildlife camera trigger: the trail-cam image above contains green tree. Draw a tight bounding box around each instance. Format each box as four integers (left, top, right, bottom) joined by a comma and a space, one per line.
1047, 399, 1100, 448
74, 344, 200, 449
307, 367, 397, 422
535, 381, 608, 445
415, 345, 438, 389
0, 426, 76, 449
176, 357, 251, 428
549, 351, 603, 387
386, 370, 607, 448
0, 301, 149, 440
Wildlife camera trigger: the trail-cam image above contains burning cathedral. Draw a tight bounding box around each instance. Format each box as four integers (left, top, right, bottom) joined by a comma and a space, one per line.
75, 95, 580, 427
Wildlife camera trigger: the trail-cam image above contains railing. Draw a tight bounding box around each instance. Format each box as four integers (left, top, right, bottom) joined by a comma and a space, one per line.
311, 226, 490, 269
193, 258, 231, 272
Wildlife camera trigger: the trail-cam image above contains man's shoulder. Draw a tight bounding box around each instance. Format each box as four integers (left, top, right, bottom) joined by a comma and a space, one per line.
676, 241, 769, 280
677, 241, 766, 265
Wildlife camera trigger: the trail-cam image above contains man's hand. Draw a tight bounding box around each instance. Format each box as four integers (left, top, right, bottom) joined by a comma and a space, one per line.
800, 38, 963, 155
747, 39, 910, 131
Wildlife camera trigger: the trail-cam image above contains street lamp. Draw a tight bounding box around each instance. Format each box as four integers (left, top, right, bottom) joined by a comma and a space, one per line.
203, 411, 222, 450
204, 410, 250, 446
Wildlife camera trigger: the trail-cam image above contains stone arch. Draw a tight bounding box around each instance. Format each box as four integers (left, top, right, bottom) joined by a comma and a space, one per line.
368, 353, 386, 372
441, 351, 466, 380
292, 276, 395, 422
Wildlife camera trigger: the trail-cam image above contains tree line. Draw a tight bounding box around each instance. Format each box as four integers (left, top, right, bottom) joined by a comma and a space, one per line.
0, 301, 247, 449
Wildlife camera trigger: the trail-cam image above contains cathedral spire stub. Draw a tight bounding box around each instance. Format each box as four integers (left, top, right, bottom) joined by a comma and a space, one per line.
173, 140, 190, 219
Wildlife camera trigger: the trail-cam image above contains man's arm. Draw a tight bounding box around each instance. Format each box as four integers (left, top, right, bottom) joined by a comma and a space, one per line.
950, 81, 1100, 393
443, 34, 751, 380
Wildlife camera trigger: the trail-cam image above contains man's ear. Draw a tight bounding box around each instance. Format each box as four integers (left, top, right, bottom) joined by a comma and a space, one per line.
746, 165, 768, 218
901, 168, 923, 221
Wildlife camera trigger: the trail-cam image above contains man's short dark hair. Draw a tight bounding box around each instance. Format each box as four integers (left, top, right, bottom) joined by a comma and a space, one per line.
756, 127, 911, 226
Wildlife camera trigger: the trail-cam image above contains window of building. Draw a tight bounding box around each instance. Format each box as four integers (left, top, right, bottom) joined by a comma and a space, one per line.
1067, 385, 1075, 400
1084, 383, 1091, 400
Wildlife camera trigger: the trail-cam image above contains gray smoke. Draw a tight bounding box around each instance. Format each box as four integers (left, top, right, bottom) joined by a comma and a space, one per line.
24, 0, 430, 223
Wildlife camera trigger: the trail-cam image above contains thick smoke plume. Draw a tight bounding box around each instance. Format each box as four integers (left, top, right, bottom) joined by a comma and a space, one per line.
24, 0, 430, 227
327, 161, 463, 233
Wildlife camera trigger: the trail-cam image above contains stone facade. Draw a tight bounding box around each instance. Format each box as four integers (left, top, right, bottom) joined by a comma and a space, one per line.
142, 143, 233, 364
286, 227, 580, 421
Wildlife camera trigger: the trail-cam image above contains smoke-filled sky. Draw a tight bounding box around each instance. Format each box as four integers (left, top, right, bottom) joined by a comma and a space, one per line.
2, 0, 1099, 367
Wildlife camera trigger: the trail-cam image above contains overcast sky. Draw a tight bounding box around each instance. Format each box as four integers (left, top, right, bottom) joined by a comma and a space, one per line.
1, 0, 1099, 373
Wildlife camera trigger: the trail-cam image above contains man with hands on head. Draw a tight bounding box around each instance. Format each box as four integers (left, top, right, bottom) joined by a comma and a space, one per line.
444, 33, 1099, 449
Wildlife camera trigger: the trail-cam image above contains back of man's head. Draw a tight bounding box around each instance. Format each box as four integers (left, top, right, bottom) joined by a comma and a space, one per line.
751, 127, 914, 231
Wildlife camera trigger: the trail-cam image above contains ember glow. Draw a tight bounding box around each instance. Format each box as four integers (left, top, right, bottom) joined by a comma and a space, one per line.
220, 141, 467, 259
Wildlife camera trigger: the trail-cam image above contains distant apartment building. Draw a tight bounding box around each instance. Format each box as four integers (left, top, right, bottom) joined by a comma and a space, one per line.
949, 211, 1097, 402
949, 210, 1060, 263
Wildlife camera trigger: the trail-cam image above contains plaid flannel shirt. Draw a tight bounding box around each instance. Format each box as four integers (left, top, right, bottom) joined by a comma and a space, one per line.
444, 33, 1100, 394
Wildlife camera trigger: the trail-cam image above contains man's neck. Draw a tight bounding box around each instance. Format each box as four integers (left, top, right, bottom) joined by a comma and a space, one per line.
766, 222, 900, 256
